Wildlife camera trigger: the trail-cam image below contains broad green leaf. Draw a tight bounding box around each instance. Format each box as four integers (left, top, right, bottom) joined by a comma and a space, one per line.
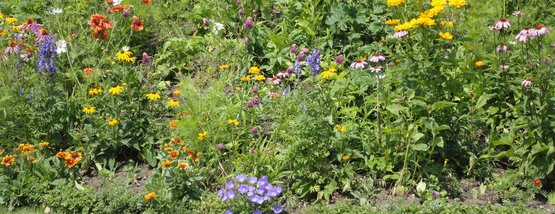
412, 143, 429, 151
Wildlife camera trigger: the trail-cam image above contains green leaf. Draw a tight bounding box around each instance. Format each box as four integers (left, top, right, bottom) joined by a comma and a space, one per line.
412, 143, 429, 151
386, 104, 408, 116
431, 101, 456, 112
476, 94, 494, 109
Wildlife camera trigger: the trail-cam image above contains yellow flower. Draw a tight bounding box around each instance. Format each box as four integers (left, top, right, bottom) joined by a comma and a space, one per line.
386, 0, 406, 7
18, 144, 34, 156
335, 125, 347, 133
38, 142, 49, 148
109, 85, 124, 95
107, 117, 119, 126
115, 47, 135, 63
197, 131, 208, 141
6, 16, 17, 24
241, 76, 251, 81
1, 154, 16, 166
385, 19, 400, 25
0, 30, 7, 36
146, 92, 161, 101
12, 25, 21, 32
0, 13, 4, 19
144, 192, 156, 201
83, 106, 96, 115
254, 75, 265, 81
177, 162, 189, 170
88, 87, 103, 95
227, 119, 240, 126
438, 32, 453, 40
248, 66, 260, 74
167, 99, 180, 107
474, 61, 485, 67
161, 160, 173, 168
431, 0, 447, 7
448, 0, 466, 8
173, 89, 182, 96
342, 155, 350, 161
446, 21, 454, 27
219, 64, 230, 69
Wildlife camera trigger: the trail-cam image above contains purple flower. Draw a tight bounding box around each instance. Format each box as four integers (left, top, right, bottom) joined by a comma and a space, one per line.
369, 54, 385, 63
222, 190, 236, 202
494, 18, 511, 30
392, 30, 408, 39
236, 0, 241, 4
521, 79, 532, 88
290, 44, 298, 54
247, 97, 261, 108
335, 54, 344, 65
236, 174, 247, 182
225, 209, 233, 214
217, 143, 225, 152
267, 186, 282, 197
306, 48, 321, 74
225, 180, 235, 189
257, 176, 268, 186
238, 184, 250, 194
294, 61, 302, 74
141, 52, 152, 63
248, 176, 258, 184
432, 191, 440, 199
249, 194, 265, 204
253, 210, 262, 214
350, 59, 367, 69
515, 28, 533, 42
123, 9, 131, 17
496, 44, 507, 53
296, 51, 305, 61
272, 205, 284, 214
250, 127, 259, 135
251, 86, 259, 93
244, 16, 254, 29
37, 35, 58, 75
202, 18, 209, 26
238, 9, 244, 16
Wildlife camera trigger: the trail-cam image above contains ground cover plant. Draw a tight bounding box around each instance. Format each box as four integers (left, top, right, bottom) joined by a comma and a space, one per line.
0, 0, 555, 213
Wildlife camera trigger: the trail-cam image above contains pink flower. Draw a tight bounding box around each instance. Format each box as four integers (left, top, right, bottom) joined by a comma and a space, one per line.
276, 70, 291, 78
369, 65, 383, 73
335, 54, 344, 64
369, 54, 385, 63
521, 79, 532, 88
296, 51, 305, 61
531, 24, 549, 37
499, 65, 509, 70
512, 11, 525, 17
495, 18, 511, 30
496, 44, 508, 53
392, 30, 408, 38
244, 16, 254, 29
350, 59, 367, 69
202, 18, 209, 26
290, 44, 298, 54
267, 76, 281, 85
515, 28, 532, 42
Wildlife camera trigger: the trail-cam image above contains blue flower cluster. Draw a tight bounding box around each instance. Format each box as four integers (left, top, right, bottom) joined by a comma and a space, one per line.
218, 174, 284, 214
306, 48, 321, 75
36, 35, 58, 75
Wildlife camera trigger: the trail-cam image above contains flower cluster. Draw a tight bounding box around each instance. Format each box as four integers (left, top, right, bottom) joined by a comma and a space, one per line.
36, 34, 58, 75
218, 174, 284, 214
55, 150, 83, 168
89, 14, 113, 40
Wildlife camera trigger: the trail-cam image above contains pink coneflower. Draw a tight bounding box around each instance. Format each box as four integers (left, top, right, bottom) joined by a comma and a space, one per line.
267, 76, 281, 85
276, 70, 291, 78
20, 54, 31, 62
369, 54, 386, 63
496, 44, 508, 53
512, 11, 525, 17
350, 59, 368, 69
495, 18, 511, 30
531, 24, 549, 37
515, 28, 532, 42
499, 65, 509, 70
392, 30, 408, 38
369, 65, 383, 73
521, 78, 532, 88
4, 41, 20, 55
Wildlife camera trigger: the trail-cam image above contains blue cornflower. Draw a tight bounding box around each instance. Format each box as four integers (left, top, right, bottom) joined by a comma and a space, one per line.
36, 35, 58, 75
306, 48, 321, 75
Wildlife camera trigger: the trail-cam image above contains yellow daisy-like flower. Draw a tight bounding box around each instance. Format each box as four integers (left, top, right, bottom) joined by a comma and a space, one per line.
385, 19, 400, 25
438, 32, 453, 40
342, 155, 350, 161
12, 25, 21, 32
335, 125, 347, 133
386, 0, 406, 7
83, 106, 96, 115
197, 131, 208, 141
248, 66, 260, 74
115, 47, 136, 63
0, 30, 7, 36
254, 75, 265, 81
448, 0, 466, 8
320, 67, 336, 79
0, 13, 4, 19
6, 16, 17, 24
431, 0, 447, 7
38, 142, 49, 147
173, 89, 182, 96
474, 61, 485, 68
219, 64, 230, 70
167, 99, 180, 107
1, 154, 16, 166
109, 85, 124, 95
146, 92, 161, 101
227, 119, 240, 126
241, 76, 251, 81
88, 87, 103, 95
177, 162, 189, 170
107, 117, 119, 126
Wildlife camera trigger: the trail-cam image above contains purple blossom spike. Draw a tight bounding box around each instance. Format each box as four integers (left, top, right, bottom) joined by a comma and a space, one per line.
36, 35, 58, 75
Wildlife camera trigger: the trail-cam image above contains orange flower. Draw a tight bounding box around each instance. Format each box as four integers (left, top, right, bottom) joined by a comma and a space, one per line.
171, 138, 184, 145
534, 179, 542, 186
40, 28, 49, 35
1, 154, 16, 166
161, 160, 173, 168
38, 142, 49, 148
179, 111, 190, 117
177, 162, 189, 170
187, 150, 200, 162
142, 0, 151, 5
110, 5, 131, 13
56, 151, 69, 159
144, 192, 156, 200
65, 158, 78, 168
131, 16, 144, 31
17, 144, 34, 156
169, 120, 177, 129
83, 68, 94, 77
71, 152, 83, 162
89, 14, 112, 40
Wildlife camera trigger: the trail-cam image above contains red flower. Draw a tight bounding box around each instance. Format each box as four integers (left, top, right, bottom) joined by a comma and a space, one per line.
131, 16, 144, 31
89, 14, 113, 40
110, 5, 131, 13
143, 0, 151, 5
534, 179, 542, 186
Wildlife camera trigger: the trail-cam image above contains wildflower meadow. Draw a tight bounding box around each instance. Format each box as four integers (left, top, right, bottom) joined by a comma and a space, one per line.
1, 0, 555, 213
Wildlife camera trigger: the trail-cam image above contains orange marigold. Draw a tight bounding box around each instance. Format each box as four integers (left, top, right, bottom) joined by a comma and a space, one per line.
144, 192, 156, 200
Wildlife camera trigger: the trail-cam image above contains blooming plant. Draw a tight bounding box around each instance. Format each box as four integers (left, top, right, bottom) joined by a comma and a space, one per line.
217, 174, 284, 214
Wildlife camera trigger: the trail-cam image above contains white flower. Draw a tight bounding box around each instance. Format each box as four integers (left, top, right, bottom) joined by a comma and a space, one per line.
55, 40, 67, 54
113, 0, 123, 6
214, 22, 225, 35
48, 8, 63, 15
122, 46, 130, 51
